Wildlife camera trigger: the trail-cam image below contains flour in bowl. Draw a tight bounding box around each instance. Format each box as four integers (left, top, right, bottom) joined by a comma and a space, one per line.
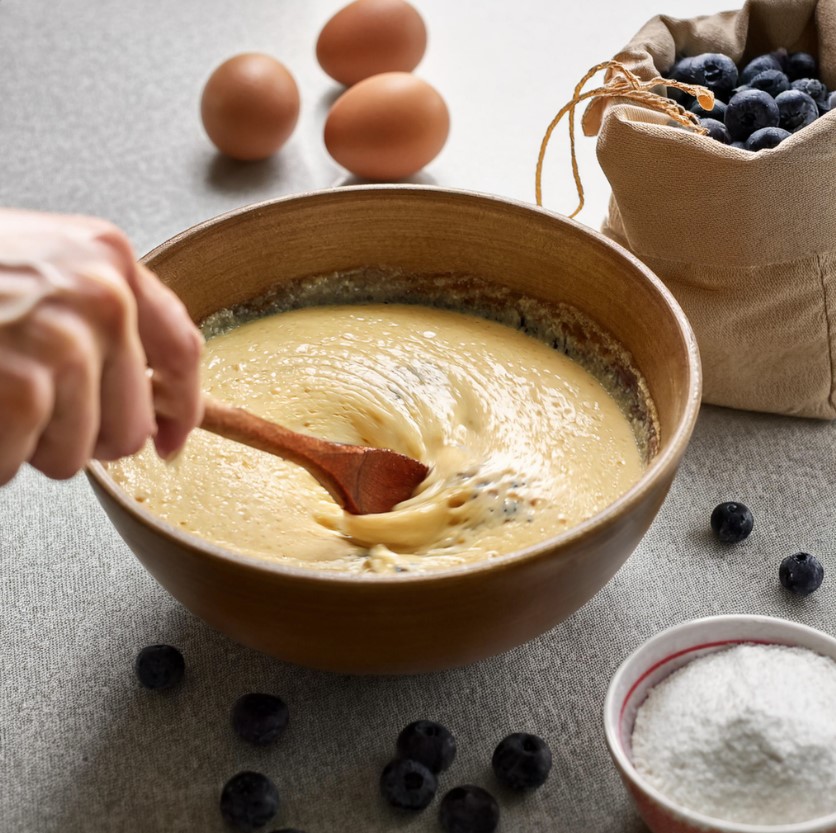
631, 643, 836, 825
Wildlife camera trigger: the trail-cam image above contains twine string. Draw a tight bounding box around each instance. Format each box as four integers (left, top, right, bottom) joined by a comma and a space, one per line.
534, 60, 715, 218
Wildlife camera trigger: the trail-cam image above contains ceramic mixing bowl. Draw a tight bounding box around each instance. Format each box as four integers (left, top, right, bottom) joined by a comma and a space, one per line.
87, 185, 701, 673
604, 614, 836, 833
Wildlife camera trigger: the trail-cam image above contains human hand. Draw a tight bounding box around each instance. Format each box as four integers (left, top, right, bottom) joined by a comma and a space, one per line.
0, 208, 203, 485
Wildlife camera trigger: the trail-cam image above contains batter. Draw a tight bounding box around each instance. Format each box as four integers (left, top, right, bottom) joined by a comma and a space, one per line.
110, 304, 646, 573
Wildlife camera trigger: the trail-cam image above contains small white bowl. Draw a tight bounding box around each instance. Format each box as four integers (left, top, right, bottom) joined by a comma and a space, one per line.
604, 614, 836, 833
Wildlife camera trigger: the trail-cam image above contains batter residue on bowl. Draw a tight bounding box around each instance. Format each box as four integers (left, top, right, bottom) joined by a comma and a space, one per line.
110, 302, 647, 574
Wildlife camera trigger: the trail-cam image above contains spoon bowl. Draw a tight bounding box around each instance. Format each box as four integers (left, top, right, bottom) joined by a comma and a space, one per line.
200, 397, 429, 514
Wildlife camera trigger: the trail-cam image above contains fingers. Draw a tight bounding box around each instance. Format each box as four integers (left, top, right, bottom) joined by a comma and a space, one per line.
130, 263, 204, 458
26, 307, 101, 479
0, 211, 202, 480
84, 266, 157, 461
86, 226, 203, 458
81, 221, 202, 458
0, 354, 52, 485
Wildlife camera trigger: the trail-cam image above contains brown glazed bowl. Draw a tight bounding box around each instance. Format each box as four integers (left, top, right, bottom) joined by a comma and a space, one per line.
86, 185, 701, 674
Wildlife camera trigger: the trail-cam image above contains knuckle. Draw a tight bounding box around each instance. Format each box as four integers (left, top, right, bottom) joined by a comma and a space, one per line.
50, 320, 98, 379
85, 275, 135, 338
93, 223, 137, 274
4, 366, 53, 427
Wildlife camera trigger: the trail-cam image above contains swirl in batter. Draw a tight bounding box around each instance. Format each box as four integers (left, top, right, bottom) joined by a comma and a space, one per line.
110, 304, 645, 573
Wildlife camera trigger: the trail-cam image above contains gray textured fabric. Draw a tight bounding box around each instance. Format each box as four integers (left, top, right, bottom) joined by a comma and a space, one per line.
2, 1, 835, 831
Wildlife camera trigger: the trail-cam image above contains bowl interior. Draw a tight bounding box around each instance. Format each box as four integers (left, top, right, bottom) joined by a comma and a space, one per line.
147, 185, 699, 467
605, 615, 836, 833
84, 186, 702, 672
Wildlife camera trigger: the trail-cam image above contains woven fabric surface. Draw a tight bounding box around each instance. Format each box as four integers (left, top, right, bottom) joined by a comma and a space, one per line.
2, 0, 835, 830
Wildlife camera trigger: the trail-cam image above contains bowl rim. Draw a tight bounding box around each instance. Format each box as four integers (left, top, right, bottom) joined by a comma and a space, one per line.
603, 613, 836, 833
86, 183, 702, 585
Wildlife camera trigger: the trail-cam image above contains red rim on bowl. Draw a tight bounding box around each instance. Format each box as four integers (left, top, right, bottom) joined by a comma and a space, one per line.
604, 614, 836, 833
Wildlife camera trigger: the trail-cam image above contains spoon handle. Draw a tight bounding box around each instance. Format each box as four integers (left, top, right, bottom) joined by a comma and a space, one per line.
201, 396, 327, 470
199, 397, 428, 515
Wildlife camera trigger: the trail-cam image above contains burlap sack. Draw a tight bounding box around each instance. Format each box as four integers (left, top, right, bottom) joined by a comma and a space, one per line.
581, 0, 836, 418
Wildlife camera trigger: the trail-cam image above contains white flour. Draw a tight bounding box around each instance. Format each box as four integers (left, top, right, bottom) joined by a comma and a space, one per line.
631, 643, 836, 825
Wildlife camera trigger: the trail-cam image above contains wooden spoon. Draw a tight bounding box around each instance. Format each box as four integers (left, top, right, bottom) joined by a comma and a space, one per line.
200, 397, 429, 515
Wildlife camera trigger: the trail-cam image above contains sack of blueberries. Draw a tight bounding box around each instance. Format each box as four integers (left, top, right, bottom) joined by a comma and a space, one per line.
583, 0, 836, 419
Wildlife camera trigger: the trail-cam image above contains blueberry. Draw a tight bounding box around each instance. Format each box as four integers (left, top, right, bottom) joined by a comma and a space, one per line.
787, 51, 817, 81
745, 126, 791, 150
691, 99, 727, 120
699, 117, 731, 144
741, 53, 784, 84
669, 56, 698, 83
380, 758, 437, 811
134, 644, 185, 690
730, 141, 748, 150
220, 771, 279, 832
749, 69, 790, 97
667, 58, 697, 107
770, 48, 790, 72
779, 552, 824, 596
710, 502, 754, 543
730, 84, 753, 98
439, 786, 499, 833
690, 53, 738, 100
725, 89, 780, 140
775, 90, 819, 132
396, 720, 457, 774
492, 732, 552, 790
791, 78, 828, 105
231, 693, 289, 746
829, 90, 836, 111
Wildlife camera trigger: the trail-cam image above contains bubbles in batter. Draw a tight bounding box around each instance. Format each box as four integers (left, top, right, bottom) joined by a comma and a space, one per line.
109, 304, 646, 574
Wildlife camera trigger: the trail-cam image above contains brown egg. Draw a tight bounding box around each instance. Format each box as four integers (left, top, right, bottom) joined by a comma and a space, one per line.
200, 53, 300, 161
316, 0, 427, 87
324, 72, 449, 180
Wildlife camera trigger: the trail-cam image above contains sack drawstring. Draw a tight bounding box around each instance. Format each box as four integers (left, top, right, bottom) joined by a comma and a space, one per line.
535, 60, 715, 218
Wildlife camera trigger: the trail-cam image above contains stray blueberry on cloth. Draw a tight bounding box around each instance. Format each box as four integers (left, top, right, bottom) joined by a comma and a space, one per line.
787, 51, 817, 81
725, 89, 780, 140
749, 69, 790, 97
710, 502, 754, 543
231, 693, 289, 746
380, 758, 437, 811
220, 771, 280, 832
745, 126, 791, 150
491, 733, 553, 790
740, 53, 784, 84
776, 90, 819, 132
134, 644, 185, 690
439, 785, 499, 833
396, 720, 457, 774
699, 118, 731, 144
779, 552, 824, 596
